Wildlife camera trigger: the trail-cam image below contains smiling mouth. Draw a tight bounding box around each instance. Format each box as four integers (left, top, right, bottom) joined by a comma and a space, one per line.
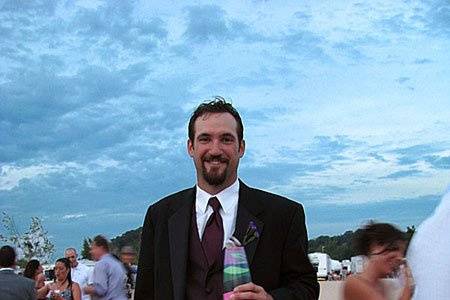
203, 156, 229, 166
206, 160, 225, 166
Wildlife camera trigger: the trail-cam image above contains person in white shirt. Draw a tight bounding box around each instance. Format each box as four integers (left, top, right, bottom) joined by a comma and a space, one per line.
65, 248, 92, 300
407, 186, 450, 300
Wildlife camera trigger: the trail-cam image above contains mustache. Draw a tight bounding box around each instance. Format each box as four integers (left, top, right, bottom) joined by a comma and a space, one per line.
203, 155, 229, 163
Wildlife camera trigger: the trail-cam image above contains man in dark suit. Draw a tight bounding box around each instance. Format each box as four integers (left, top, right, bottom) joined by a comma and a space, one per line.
0, 245, 36, 300
135, 98, 319, 300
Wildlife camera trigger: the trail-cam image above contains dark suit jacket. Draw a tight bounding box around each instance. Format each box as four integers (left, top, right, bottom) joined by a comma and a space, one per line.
135, 181, 319, 300
0, 269, 36, 300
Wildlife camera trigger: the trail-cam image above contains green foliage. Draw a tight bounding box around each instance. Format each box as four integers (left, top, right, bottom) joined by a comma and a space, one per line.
95, 224, 417, 262
405, 225, 416, 248
308, 226, 416, 260
110, 228, 142, 256
308, 230, 358, 261
0, 212, 55, 264
81, 237, 93, 260
80, 227, 142, 260
16, 258, 29, 269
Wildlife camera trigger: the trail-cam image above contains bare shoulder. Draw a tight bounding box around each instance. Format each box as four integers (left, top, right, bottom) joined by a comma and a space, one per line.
71, 281, 82, 300
72, 281, 81, 290
343, 276, 384, 300
343, 276, 360, 294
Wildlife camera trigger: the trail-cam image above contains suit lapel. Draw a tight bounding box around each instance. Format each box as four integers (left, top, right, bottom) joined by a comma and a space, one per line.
168, 187, 195, 300
167, 182, 264, 298
233, 181, 264, 265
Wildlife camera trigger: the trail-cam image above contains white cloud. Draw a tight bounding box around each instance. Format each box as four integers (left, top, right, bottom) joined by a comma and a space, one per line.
1, 0, 449, 254
0, 164, 66, 191
89, 157, 121, 169
0, 158, 122, 191
267, 140, 450, 205
62, 213, 87, 220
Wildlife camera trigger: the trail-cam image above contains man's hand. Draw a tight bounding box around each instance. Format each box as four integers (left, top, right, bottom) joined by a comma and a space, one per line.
83, 285, 95, 295
230, 282, 274, 300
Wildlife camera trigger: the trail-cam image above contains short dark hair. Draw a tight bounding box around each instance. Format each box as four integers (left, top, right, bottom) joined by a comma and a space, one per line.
0, 245, 16, 268
93, 235, 109, 252
353, 222, 406, 256
23, 259, 41, 279
188, 96, 244, 142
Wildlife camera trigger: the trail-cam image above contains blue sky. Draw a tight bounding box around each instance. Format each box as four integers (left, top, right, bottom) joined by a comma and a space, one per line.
1, 0, 449, 256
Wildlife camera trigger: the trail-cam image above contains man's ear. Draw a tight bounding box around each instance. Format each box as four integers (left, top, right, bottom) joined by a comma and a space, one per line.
187, 139, 194, 157
239, 139, 245, 158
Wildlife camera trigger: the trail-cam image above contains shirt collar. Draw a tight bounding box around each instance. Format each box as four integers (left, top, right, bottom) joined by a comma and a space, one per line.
196, 179, 240, 214
97, 253, 110, 262
0, 268, 15, 272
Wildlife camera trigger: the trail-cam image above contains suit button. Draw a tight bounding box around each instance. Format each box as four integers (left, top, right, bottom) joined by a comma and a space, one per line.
205, 287, 212, 294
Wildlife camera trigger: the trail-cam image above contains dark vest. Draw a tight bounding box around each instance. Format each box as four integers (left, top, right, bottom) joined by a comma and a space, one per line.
186, 206, 224, 300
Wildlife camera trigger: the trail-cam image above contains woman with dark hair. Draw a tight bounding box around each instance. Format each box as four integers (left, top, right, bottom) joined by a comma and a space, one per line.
23, 259, 43, 280
343, 222, 414, 300
24, 259, 46, 299
38, 258, 81, 300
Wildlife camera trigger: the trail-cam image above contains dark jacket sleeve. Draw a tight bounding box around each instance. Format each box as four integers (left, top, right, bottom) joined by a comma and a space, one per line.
134, 206, 155, 300
269, 204, 320, 300
27, 278, 37, 300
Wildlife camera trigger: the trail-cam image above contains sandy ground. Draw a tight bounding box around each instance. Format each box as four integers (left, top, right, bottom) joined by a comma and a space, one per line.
132, 282, 347, 300
319, 279, 402, 300
320, 281, 344, 300
129, 280, 401, 299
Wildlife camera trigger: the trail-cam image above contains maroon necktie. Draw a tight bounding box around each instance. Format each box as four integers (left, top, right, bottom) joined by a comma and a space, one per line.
201, 197, 224, 267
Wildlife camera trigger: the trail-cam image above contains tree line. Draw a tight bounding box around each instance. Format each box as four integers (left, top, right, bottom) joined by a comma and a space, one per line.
81, 225, 416, 261
0, 212, 415, 264
308, 226, 416, 261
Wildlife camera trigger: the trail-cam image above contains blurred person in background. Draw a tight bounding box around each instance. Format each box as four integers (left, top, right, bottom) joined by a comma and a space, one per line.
120, 246, 137, 299
23, 259, 44, 281
38, 258, 81, 300
23, 259, 46, 299
0, 245, 36, 300
407, 187, 450, 300
343, 222, 414, 300
65, 247, 92, 300
83, 235, 127, 300
35, 273, 46, 300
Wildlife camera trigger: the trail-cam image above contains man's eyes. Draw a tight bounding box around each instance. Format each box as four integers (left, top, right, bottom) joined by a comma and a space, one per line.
197, 136, 235, 143
221, 137, 234, 143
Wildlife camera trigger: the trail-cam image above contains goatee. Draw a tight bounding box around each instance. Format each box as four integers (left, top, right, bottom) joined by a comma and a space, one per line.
202, 155, 229, 186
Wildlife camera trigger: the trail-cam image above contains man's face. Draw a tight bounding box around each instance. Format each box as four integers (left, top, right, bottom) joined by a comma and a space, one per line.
90, 243, 103, 261
120, 253, 135, 264
188, 112, 245, 190
64, 250, 78, 268
369, 241, 406, 276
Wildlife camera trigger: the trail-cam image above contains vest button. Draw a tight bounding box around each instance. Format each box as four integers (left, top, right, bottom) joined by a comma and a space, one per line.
205, 287, 212, 294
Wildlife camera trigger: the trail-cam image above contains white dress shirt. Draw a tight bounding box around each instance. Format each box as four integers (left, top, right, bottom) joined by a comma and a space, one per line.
407, 186, 450, 300
71, 262, 92, 300
195, 179, 239, 248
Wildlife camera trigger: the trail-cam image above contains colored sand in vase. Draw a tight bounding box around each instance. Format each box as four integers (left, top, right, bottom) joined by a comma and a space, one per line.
223, 245, 252, 299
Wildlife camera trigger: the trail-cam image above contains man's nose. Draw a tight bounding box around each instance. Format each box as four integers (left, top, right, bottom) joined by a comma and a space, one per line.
209, 140, 222, 154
